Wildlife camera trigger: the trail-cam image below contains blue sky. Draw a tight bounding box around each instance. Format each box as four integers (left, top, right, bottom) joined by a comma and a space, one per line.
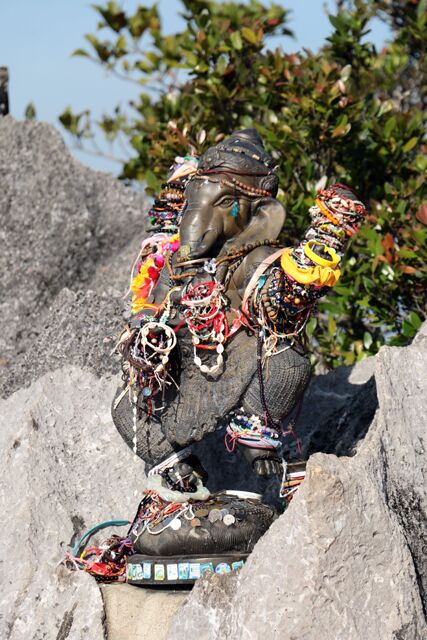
0, 1, 390, 173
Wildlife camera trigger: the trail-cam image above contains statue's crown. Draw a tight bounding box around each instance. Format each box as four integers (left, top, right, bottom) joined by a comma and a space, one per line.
198, 128, 276, 179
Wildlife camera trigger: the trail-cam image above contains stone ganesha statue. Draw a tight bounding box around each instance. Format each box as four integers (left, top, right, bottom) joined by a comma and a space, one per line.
109, 128, 367, 570
112, 130, 311, 476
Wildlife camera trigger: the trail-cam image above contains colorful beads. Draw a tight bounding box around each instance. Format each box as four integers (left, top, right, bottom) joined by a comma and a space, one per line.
251, 182, 366, 342
225, 409, 281, 452
148, 157, 198, 233
181, 280, 229, 376
192, 173, 273, 198
229, 176, 272, 197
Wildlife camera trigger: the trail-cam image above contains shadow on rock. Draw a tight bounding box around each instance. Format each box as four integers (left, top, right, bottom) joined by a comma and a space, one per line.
295, 358, 378, 458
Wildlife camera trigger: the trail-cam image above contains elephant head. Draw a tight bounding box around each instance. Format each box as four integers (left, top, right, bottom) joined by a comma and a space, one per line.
178, 129, 286, 261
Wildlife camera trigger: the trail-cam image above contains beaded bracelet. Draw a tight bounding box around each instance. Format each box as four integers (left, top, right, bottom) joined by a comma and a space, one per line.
303, 240, 340, 268
139, 322, 177, 354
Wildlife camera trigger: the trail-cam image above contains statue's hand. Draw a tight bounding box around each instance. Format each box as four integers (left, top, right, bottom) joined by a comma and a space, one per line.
160, 454, 208, 492
253, 456, 283, 477
236, 443, 282, 477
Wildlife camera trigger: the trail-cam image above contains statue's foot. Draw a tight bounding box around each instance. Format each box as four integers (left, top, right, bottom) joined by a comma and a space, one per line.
130, 489, 276, 558
146, 447, 211, 502
126, 446, 276, 582
236, 443, 283, 476
225, 411, 283, 476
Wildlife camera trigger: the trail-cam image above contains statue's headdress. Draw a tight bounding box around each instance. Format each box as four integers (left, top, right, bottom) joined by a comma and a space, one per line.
197, 128, 279, 197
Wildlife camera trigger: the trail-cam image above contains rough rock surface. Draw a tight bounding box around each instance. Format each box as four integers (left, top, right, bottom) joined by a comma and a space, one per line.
169, 325, 427, 640
0, 367, 145, 640
101, 584, 188, 640
0, 116, 146, 398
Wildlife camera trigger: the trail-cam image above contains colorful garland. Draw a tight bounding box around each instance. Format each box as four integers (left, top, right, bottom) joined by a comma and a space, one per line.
128, 156, 199, 314
130, 233, 180, 314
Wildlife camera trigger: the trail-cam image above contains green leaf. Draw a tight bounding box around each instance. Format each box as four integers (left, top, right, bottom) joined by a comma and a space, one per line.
328, 15, 343, 31
408, 312, 422, 330
144, 169, 158, 191
402, 137, 418, 153
230, 31, 243, 50
343, 351, 356, 365
24, 102, 37, 120
378, 100, 394, 118
363, 331, 373, 349
306, 317, 317, 338
384, 116, 396, 138
357, 296, 370, 309
116, 34, 127, 54
402, 320, 417, 338
94, 2, 127, 32
397, 249, 417, 259
72, 48, 90, 58
241, 27, 258, 45
332, 122, 351, 138
184, 50, 198, 66
216, 54, 228, 75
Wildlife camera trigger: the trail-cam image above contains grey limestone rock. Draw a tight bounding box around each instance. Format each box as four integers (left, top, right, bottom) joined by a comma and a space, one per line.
295, 354, 378, 459
0, 367, 145, 640
0, 117, 147, 398
169, 325, 427, 640
101, 584, 187, 640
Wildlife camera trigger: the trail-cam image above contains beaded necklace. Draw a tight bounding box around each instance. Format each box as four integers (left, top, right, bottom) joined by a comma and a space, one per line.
181, 281, 228, 375
148, 156, 199, 233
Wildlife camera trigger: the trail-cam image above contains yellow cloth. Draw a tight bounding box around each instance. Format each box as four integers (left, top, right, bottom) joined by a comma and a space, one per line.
280, 248, 341, 287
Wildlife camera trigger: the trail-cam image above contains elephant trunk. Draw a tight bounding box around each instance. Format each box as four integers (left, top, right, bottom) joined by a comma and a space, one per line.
180, 218, 223, 259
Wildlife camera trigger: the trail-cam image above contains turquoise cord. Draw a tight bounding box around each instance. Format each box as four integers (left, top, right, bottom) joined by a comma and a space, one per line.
71, 520, 129, 557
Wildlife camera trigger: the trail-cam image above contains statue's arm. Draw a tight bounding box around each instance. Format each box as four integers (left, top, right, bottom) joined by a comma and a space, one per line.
279, 184, 367, 305
251, 184, 367, 337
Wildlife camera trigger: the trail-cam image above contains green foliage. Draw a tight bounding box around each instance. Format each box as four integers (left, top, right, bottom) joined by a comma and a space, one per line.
60, 0, 427, 367
24, 102, 37, 120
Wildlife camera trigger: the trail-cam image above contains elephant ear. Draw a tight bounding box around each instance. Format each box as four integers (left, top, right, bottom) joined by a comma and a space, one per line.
223, 197, 286, 254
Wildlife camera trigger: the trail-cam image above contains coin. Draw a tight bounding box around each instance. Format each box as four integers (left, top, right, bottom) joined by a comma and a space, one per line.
195, 508, 209, 518
208, 509, 222, 523
220, 509, 229, 517
170, 518, 182, 531
190, 518, 201, 528
223, 514, 236, 526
